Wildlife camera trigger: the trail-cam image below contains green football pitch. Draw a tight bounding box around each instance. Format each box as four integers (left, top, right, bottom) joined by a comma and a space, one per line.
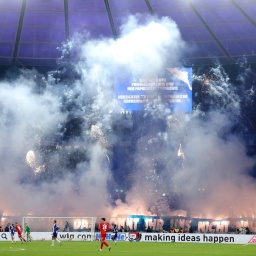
0, 241, 255, 256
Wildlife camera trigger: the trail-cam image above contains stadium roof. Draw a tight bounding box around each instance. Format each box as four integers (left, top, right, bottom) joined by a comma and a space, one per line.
0, 0, 255, 67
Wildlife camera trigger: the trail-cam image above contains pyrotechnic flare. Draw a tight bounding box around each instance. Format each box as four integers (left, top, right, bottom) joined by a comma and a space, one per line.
166, 68, 192, 90
90, 125, 111, 149
177, 144, 185, 160
26, 150, 36, 169
25, 150, 45, 174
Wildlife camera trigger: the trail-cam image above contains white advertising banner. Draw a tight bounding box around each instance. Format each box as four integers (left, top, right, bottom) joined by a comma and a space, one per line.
1, 232, 256, 244
140, 233, 256, 244
0, 232, 127, 242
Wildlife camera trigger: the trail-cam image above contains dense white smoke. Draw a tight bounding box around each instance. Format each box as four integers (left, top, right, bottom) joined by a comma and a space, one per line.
0, 14, 255, 226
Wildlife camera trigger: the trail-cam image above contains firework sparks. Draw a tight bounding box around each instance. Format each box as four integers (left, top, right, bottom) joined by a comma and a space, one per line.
177, 144, 185, 160
25, 150, 45, 174
25, 150, 36, 169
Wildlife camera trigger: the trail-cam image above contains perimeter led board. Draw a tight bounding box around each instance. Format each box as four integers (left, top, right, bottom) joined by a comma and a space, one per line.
114, 67, 192, 113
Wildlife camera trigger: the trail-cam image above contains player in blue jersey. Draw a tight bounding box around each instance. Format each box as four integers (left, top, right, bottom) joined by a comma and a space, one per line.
51, 220, 62, 246
111, 224, 118, 245
8, 223, 16, 243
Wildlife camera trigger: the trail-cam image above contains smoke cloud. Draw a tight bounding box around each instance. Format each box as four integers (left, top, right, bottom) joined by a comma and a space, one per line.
0, 15, 255, 226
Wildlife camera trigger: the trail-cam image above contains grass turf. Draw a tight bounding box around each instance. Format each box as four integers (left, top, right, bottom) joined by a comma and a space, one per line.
0, 240, 255, 256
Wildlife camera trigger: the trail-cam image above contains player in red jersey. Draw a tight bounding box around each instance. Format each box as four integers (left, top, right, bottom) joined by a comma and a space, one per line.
98, 218, 111, 251
15, 222, 26, 243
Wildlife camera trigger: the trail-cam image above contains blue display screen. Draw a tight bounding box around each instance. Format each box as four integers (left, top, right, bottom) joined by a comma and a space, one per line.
114, 67, 192, 112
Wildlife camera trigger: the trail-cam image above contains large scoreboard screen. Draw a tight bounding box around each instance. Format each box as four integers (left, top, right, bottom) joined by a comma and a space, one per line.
114, 67, 192, 112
